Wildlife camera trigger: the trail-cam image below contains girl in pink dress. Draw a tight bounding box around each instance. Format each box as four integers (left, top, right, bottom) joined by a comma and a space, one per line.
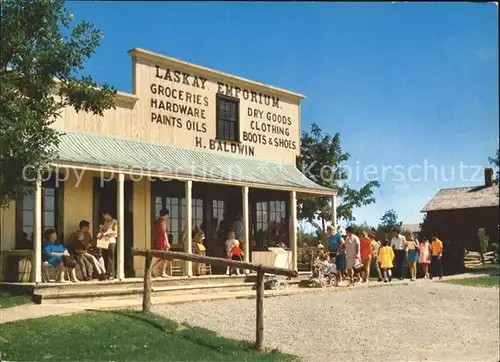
418, 237, 432, 279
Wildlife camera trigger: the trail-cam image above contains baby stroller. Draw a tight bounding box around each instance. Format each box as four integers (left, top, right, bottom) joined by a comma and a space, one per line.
308, 261, 338, 288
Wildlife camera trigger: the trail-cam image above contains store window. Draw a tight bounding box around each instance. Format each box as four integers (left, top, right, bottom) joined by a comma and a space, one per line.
212, 200, 225, 226
154, 196, 203, 245
216, 95, 239, 141
16, 176, 63, 249
181, 198, 203, 228
253, 200, 289, 249
212, 199, 226, 236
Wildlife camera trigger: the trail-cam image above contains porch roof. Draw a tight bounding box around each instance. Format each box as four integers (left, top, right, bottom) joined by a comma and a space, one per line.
54, 132, 336, 196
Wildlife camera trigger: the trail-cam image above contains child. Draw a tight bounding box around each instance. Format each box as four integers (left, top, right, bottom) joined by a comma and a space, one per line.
378, 239, 395, 282
335, 243, 347, 283
314, 251, 328, 269
229, 240, 244, 276
312, 251, 328, 279
225, 231, 238, 275
192, 231, 206, 254
318, 252, 335, 275
191, 232, 206, 276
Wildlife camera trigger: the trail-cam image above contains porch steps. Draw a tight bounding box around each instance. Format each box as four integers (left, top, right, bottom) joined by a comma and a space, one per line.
31, 275, 301, 304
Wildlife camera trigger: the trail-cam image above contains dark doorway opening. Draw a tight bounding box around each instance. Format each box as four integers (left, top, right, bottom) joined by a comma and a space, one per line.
93, 178, 134, 278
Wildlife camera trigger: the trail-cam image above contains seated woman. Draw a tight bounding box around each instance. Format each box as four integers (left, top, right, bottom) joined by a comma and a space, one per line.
69, 220, 106, 280
43, 228, 79, 283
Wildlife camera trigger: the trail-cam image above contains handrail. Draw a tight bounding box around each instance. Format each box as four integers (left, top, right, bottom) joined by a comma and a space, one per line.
132, 248, 298, 278
131, 248, 298, 351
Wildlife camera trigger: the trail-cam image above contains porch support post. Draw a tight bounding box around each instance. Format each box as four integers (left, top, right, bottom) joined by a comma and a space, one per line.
289, 190, 297, 271
32, 180, 42, 283
184, 180, 193, 276
242, 186, 250, 273
331, 194, 337, 231
117, 173, 125, 280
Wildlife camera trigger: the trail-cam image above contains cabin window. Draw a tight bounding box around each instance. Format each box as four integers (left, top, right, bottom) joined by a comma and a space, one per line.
216, 94, 239, 141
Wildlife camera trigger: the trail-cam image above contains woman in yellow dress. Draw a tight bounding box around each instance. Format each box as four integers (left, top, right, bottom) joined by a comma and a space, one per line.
378, 239, 395, 282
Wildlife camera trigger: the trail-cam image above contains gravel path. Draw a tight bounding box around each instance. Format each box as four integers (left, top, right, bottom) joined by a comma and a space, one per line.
153, 281, 500, 361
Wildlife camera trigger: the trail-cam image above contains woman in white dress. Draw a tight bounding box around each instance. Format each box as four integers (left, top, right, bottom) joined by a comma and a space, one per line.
344, 226, 361, 285
98, 212, 118, 280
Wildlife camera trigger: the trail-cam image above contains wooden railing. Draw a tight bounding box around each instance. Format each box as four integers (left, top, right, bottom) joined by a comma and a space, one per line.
132, 248, 298, 351
297, 246, 322, 271
464, 250, 495, 267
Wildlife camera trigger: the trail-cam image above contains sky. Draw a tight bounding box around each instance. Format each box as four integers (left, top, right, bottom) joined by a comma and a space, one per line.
66, 1, 499, 226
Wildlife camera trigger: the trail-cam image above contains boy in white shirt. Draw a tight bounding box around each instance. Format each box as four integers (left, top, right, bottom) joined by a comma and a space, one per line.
225, 231, 238, 275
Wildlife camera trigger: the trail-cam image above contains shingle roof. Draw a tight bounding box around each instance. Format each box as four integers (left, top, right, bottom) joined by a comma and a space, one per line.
53, 131, 335, 195
421, 186, 499, 212
401, 224, 421, 233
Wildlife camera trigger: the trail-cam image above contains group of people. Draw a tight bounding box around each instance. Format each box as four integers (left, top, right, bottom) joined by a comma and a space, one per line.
152, 208, 246, 277
45, 207, 445, 286
319, 226, 444, 286
42, 212, 119, 283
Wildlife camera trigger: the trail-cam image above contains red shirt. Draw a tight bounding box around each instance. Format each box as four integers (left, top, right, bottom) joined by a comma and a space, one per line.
231, 246, 243, 257
155, 218, 170, 250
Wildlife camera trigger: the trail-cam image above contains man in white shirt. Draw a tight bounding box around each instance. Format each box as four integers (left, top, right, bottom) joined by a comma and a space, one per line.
390, 229, 407, 280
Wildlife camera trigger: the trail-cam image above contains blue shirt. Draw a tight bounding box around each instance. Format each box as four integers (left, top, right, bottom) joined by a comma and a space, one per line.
43, 241, 65, 266
327, 233, 342, 252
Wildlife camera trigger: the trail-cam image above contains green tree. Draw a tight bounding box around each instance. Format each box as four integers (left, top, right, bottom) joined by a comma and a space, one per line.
347, 222, 376, 237
378, 209, 401, 229
488, 149, 499, 186
377, 209, 402, 240
0, 0, 116, 206
297, 123, 380, 232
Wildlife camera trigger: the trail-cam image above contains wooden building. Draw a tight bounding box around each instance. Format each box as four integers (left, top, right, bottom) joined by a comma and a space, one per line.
400, 224, 422, 239
421, 168, 499, 251
0, 48, 335, 283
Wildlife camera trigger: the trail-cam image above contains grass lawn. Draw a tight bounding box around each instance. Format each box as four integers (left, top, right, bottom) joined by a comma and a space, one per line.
0, 310, 296, 361
445, 275, 500, 288
0, 290, 31, 309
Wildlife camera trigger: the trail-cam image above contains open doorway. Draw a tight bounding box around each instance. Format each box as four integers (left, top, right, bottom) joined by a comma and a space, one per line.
93, 178, 134, 277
